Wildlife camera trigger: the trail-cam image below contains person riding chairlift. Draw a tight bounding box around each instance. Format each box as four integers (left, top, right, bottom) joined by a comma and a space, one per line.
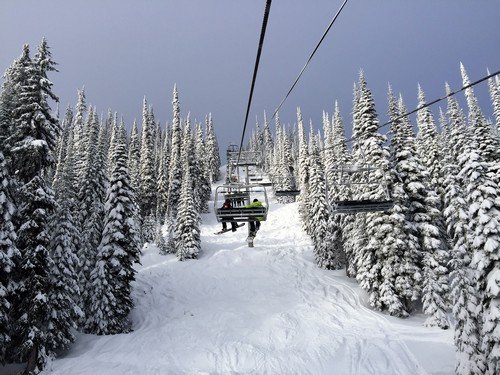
221, 198, 238, 232
245, 198, 263, 235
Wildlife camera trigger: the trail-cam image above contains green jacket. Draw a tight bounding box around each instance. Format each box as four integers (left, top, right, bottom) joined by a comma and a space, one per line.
245, 200, 265, 221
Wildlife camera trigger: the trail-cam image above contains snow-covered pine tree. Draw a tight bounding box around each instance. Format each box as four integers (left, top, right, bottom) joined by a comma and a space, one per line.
76, 106, 106, 325
105, 110, 117, 178
6, 40, 60, 373
166, 86, 183, 217
183, 115, 206, 213
156, 122, 170, 221
139, 97, 157, 219
205, 112, 221, 183
52, 105, 73, 190
72, 88, 87, 183
350, 72, 390, 310
165, 86, 183, 252
308, 131, 343, 270
154, 118, 163, 181
412, 86, 450, 329
263, 111, 274, 173
341, 83, 363, 279
487, 71, 500, 135
441, 84, 482, 374
0, 150, 19, 364
275, 125, 296, 204
296, 108, 311, 235
86, 119, 141, 335
384, 87, 422, 317
461, 63, 499, 167
415, 85, 444, 197
458, 130, 500, 374
194, 122, 211, 213
175, 163, 201, 261
270, 118, 282, 185
47, 91, 82, 355
128, 119, 141, 194
457, 65, 500, 374
46, 198, 82, 354
320, 106, 345, 270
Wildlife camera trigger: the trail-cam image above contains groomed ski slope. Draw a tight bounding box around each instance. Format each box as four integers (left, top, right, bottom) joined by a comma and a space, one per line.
43, 193, 455, 375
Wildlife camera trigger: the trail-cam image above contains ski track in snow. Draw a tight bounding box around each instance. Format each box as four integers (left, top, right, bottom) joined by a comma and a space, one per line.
42, 194, 455, 375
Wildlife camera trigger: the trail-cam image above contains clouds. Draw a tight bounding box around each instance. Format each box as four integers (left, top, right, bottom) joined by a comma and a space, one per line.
1, 0, 498, 150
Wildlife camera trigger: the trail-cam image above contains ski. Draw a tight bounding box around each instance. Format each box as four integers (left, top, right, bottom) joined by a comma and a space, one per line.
214, 223, 245, 235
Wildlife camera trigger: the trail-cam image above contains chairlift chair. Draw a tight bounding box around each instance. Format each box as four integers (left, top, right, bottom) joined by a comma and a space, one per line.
215, 184, 269, 223
271, 173, 301, 197
328, 164, 394, 214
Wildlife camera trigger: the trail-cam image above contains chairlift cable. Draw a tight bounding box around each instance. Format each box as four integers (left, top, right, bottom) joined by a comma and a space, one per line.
271, 0, 350, 120
236, 0, 273, 168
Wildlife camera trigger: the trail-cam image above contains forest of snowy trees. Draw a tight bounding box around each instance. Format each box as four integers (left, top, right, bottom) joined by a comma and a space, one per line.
247, 68, 499, 375
0, 40, 220, 374
1, 37, 499, 375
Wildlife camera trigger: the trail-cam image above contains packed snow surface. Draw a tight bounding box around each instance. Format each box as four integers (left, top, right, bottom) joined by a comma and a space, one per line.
42, 196, 455, 374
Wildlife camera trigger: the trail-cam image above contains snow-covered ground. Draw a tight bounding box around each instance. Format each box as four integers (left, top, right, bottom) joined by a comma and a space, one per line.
37, 188, 455, 374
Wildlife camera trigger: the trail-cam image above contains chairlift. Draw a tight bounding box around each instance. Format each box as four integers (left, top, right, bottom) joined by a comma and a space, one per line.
271, 170, 300, 197
328, 164, 394, 214
214, 184, 269, 223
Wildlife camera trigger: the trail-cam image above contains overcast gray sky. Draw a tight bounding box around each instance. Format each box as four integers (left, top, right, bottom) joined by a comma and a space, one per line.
1, 0, 499, 150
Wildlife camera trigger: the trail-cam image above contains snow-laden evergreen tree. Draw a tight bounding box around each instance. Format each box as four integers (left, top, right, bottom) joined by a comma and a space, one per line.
205, 112, 221, 183
270, 118, 282, 183
0, 57, 22, 363
47, 94, 82, 355
308, 131, 343, 269
6, 40, 60, 373
139, 97, 157, 219
76, 107, 106, 325
415, 85, 444, 196
52, 105, 73, 190
86, 120, 141, 335
263, 111, 274, 172
46, 199, 82, 354
194, 122, 211, 213
165, 86, 183, 252
72, 88, 87, 183
275, 124, 296, 204
128, 119, 141, 193
156, 123, 170, 221
167, 86, 183, 217
461, 63, 499, 167
183, 115, 207, 213
320, 105, 346, 270
382, 90, 423, 316
487, 71, 500, 135
296, 108, 310, 233
105, 111, 117, 178
0, 151, 19, 364
98, 112, 111, 183
458, 132, 500, 374
154, 118, 163, 179
441, 85, 482, 374
342, 82, 364, 279
175, 165, 201, 261
413, 86, 450, 328
350, 72, 390, 310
